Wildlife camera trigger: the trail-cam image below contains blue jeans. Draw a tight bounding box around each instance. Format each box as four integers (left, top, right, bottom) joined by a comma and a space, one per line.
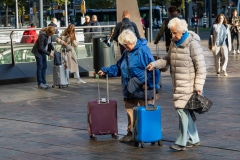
35, 54, 47, 85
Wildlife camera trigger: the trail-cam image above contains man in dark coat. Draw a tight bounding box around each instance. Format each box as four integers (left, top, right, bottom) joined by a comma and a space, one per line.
154, 6, 179, 52
48, 18, 59, 42
111, 10, 141, 54
83, 15, 92, 57
90, 15, 101, 37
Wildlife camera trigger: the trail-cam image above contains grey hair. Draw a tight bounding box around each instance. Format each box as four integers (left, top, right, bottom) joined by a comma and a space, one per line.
92, 15, 97, 19
85, 15, 90, 19
168, 18, 188, 33
118, 29, 137, 45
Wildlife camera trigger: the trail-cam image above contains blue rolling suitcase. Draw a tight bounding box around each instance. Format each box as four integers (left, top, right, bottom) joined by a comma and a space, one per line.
133, 69, 163, 148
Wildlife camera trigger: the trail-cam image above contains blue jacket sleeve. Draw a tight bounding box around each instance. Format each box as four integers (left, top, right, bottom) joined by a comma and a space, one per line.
100, 53, 125, 77
134, 46, 160, 89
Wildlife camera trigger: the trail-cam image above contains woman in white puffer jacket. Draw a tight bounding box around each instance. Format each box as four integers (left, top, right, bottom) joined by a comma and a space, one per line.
147, 18, 207, 151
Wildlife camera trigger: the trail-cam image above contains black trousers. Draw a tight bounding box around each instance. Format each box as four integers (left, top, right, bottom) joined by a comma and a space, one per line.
231, 31, 240, 50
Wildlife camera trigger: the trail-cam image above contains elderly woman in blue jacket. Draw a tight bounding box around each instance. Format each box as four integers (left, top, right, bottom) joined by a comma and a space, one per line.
98, 29, 160, 142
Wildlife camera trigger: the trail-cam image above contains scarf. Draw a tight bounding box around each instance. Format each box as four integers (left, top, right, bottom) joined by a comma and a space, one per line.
175, 31, 189, 47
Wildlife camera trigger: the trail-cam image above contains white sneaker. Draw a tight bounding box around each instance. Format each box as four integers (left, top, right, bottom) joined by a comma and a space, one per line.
238, 50, 240, 54
223, 70, 228, 76
233, 50, 236, 54
38, 83, 48, 89
76, 78, 86, 84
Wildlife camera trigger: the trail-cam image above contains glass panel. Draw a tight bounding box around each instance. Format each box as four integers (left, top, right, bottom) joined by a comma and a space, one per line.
0, 43, 13, 64
0, 26, 112, 74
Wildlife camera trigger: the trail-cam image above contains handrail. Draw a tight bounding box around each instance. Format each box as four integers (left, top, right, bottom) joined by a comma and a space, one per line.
1, 25, 115, 65
0, 25, 116, 32
10, 31, 15, 66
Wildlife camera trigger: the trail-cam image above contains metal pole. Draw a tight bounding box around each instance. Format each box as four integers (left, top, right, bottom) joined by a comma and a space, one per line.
65, 0, 68, 26
149, 0, 152, 43
70, 0, 74, 24
194, 13, 199, 35
15, 0, 19, 29
161, 0, 163, 23
203, 0, 207, 28
227, 0, 231, 19
185, 0, 189, 23
208, 0, 212, 28
39, 0, 43, 27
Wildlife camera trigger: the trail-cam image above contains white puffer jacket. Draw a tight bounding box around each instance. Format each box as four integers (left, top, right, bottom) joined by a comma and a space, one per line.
151, 31, 207, 108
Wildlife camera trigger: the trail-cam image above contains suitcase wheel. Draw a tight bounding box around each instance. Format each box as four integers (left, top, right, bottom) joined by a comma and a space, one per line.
90, 135, 97, 141
141, 142, 145, 148
158, 140, 163, 146
134, 142, 139, 147
111, 133, 119, 139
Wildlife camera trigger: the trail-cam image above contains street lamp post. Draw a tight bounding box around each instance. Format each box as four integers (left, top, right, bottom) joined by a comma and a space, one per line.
203, 0, 207, 28
208, 0, 212, 28
227, 0, 231, 19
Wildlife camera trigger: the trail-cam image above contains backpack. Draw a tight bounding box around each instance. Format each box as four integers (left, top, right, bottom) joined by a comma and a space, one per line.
120, 21, 135, 35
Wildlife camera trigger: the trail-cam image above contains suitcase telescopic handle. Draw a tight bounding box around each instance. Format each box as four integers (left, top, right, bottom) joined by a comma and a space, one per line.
145, 68, 156, 110
156, 43, 159, 58
97, 74, 110, 104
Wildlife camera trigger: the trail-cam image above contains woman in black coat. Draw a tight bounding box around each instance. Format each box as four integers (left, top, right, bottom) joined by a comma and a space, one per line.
31, 26, 55, 89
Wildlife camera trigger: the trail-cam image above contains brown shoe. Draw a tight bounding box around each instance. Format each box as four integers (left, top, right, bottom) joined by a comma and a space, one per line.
119, 132, 132, 142
169, 144, 186, 151
186, 142, 200, 148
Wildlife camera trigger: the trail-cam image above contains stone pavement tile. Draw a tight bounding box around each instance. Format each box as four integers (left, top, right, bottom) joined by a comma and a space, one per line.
9, 153, 58, 160
0, 148, 23, 159
0, 41, 240, 160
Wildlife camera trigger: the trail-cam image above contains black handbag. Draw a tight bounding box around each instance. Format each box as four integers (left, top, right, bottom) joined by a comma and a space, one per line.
185, 93, 213, 114
53, 51, 62, 66
127, 77, 154, 100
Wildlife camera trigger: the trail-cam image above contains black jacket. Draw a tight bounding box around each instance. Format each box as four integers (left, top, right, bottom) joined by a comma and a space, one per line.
111, 18, 141, 42
82, 21, 92, 33
90, 21, 101, 34
82, 21, 92, 42
164, 14, 180, 47
31, 31, 54, 58
48, 22, 59, 34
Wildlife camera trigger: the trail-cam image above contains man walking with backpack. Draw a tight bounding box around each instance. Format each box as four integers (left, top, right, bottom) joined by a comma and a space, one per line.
111, 10, 141, 54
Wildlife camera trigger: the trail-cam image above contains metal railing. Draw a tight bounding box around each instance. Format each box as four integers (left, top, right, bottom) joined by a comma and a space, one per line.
0, 25, 115, 66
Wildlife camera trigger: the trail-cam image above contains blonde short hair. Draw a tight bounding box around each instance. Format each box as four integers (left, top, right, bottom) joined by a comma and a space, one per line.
168, 18, 188, 33
118, 29, 137, 45
52, 18, 57, 24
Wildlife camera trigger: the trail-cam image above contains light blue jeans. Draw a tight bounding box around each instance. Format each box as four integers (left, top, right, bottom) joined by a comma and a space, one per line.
175, 109, 200, 146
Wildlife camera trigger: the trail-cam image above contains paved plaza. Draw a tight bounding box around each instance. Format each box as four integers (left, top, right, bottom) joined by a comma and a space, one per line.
0, 35, 240, 159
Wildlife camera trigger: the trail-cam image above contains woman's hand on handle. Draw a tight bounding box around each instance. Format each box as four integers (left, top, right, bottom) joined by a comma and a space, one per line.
98, 70, 105, 76
147, 64, 154, 71
196, 90, 201, 95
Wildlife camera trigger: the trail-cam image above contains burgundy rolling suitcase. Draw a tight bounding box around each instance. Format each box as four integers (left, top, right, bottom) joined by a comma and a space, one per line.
87, 74, 118, 141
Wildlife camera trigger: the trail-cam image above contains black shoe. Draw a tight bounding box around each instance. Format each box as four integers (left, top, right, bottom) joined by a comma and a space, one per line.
169, 144, 186, 151
186, 142, 200, 148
